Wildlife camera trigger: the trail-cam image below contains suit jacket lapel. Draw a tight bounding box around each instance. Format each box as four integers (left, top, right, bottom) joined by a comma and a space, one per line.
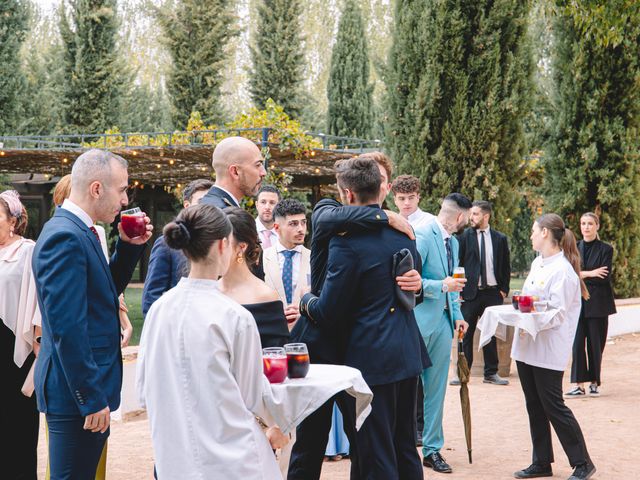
431, 222, 449, 276
491, 229, 499, 271
56, 209, 117, 298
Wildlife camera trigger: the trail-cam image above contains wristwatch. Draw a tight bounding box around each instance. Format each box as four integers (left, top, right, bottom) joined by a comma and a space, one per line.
442, 282, 449, 293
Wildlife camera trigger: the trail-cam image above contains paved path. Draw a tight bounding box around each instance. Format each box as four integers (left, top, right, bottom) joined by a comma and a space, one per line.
37, 333, 640, 479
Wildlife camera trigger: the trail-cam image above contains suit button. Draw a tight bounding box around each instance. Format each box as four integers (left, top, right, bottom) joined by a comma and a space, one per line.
376, 215, 381, 219
390, 307, 395, 313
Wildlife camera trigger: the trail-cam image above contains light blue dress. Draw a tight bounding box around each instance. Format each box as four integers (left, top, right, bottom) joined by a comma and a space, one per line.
325, 402, 349, 456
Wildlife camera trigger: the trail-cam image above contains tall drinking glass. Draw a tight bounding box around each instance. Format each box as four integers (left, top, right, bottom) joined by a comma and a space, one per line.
453, 267, 465, 303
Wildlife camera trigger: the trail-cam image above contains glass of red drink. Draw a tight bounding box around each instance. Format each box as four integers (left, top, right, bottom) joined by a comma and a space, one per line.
518, 294, 533, 313
512, 290, 521, 310
262, 347, 288, 384
120, 207, 146, 239
284, 343, 310, 379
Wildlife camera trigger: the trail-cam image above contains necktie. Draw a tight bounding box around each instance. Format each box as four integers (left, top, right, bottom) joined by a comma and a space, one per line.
282, 250, 296, 304
89, 226, 101, 245
262, 230, 272, 249
444, 237, 453, 276
480, 230, 488, 288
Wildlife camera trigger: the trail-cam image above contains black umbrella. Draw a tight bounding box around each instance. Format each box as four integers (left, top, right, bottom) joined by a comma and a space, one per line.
456, 326, 472, 463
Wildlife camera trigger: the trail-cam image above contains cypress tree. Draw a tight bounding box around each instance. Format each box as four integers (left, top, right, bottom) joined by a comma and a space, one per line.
543, 10, 640, 297
386, 0, 534, 233
157, 0, 237, 127
249, 0, 305, 117
326, 0, 373, 138
59, 0, 128, 134
0, 0, 29, 134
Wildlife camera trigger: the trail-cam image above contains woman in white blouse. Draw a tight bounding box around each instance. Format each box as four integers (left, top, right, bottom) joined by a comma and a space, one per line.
136, 203, 288, 479
0, 190, 42, 479
512, 214, 595, 480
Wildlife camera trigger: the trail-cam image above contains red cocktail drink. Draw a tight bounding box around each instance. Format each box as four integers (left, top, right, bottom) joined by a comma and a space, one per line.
518, 295, 533, 313
263, 356, 288, 384
287, 353, 310, 379
120, 207, 146, 239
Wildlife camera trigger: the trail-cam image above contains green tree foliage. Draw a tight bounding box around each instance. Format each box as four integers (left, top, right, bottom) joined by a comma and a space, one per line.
543, 10, 640, 297
20, 7, 65, 135
59, 0, 128, 134
156, 0, 238, 128
386, 0, 535, 234
326, 0, 373, 138
0, 0, 29, 134
249, 0, 305, 117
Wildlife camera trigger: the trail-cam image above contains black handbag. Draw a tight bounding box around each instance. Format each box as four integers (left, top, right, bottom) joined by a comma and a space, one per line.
392, 248, 416, 311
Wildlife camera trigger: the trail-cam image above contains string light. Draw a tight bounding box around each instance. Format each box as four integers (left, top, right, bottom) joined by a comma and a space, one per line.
62, 158, 68, 164
177, 183, 182, 188
0, 151, 5, 156
314, 168, 320, 174
132, 151, 138, 156
134, 180, 139, 186
310, 151, 316, 157
156, 164, 161, 169
169, 159, 175, 165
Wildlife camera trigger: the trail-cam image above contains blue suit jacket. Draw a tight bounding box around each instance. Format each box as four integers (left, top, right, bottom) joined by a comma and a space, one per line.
199, 185, 239, 209
290, 199, 390, 364
142, 236, 187, 317
414, 220, 464, 338
33, 208, 144, 416
302, 208, 429, 386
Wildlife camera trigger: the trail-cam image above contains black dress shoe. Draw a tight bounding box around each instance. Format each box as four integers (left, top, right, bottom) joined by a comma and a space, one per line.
568, 462, 596, 480
513, 463, 553, 478
423, 452, 452, 473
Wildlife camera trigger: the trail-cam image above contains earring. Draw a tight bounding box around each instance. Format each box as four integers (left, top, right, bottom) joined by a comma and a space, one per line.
9, 227, 14, 238
236, 254, 244, 264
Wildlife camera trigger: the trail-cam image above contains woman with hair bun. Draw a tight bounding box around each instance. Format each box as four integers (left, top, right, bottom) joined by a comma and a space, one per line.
512, 214, 595, 480
136, 203, 288, 479
566, 212, 616, 398
219, 207, 289, 348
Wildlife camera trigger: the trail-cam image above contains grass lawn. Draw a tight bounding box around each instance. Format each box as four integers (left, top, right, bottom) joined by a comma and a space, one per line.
124, 287, 144, 346
123, 278, 528, 347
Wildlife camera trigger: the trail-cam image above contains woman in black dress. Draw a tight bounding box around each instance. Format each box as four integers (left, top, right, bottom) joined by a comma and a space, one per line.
566, 212, 616, 398
219, 207, 290, 348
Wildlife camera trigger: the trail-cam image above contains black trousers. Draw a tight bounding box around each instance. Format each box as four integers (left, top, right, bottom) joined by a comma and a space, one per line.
571, 312, 608, 386
461, 288, 503, 376
288, 391, 358, 480
416, 377, 424, 435
516, 361, 591, 468
1, 322, 39, 480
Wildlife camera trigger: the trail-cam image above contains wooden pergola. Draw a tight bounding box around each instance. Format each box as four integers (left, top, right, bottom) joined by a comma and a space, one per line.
0, 128, 382, 190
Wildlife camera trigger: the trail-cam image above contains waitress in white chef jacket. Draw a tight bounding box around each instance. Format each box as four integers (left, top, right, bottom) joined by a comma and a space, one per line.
511, 214, 596, 480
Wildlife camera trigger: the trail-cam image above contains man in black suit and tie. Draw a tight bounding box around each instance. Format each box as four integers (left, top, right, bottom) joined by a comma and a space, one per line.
455, 200, 511, 385
299, 157, 428, 479
200, 136, 267, 209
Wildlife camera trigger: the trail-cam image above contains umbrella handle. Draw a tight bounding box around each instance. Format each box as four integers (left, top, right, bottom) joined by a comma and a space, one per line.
458, 325, 464, 341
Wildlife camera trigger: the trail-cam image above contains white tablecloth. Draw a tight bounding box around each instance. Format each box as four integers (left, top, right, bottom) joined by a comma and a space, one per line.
477, 304, 563, 348
265, 364, 373, 435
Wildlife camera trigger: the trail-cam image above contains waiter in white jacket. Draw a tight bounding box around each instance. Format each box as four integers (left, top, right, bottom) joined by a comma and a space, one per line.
512, 213, 595, 480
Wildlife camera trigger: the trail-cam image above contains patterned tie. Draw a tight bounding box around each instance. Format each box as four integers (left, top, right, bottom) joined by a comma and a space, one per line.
282, 250, 296, 304
262, 230, 272, 249
89, 226, 101, 244
444, 237, 453, 276
480, 230, 488, 288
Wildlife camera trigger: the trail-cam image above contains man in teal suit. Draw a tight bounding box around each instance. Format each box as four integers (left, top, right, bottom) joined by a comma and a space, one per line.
415, 193, 471, 474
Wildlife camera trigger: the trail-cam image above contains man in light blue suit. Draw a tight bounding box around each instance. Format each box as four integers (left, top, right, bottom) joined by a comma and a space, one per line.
415, 193, 471, 474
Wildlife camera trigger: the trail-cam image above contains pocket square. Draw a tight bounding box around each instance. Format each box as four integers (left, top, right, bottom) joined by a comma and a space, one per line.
393, 248, 416, 311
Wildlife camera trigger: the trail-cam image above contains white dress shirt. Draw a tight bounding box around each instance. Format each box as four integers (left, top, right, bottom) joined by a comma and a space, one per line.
476, 227, 497, 287
275, 239, 304, 294
255, 218, 279, 250
215, 184, 240, 207
511, 251, 582, 371
407, 208, 435, 230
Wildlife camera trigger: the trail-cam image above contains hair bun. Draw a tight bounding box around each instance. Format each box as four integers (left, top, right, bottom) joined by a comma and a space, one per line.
164, 220, 191, 250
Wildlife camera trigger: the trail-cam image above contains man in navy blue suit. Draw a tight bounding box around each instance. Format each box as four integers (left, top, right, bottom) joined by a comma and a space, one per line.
200, 136, 267, 209
33, 149, 152, 479
142, 178, 212, 317
299, 157, 428, 479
